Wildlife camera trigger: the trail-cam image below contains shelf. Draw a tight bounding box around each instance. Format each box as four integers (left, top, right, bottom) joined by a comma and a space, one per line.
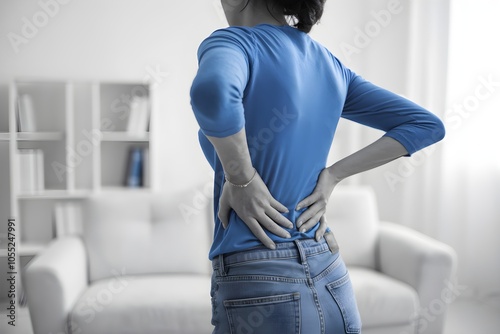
0, 133, 10, 141
101, 131, 149, 142
17, 189, 91, 200
16, 132, 65, 141
3, 80, 155, 264
20, 242, 46, 257
20, 242, 46, 256
0, 242, 46, 257
100, 186, 151, 193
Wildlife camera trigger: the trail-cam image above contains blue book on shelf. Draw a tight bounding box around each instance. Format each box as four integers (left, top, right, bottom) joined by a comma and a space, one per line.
125, 147, 143, 187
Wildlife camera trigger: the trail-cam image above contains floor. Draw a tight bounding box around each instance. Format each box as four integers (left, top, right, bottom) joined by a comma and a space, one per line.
0, 298, 499, 333
443, 297, 500, 334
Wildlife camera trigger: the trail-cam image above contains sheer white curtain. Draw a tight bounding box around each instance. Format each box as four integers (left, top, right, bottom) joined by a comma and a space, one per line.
439, 0, 500, 300
365, 0, 500, 300
316, 0, 500, 300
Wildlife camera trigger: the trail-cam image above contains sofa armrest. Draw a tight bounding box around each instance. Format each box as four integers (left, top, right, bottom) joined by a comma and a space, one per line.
24, 236, 88, 334
377, 221, 457, 334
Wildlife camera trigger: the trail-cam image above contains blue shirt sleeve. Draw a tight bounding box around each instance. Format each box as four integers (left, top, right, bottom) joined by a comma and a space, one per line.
341, 70, 445, 155
190, 29, 253, 138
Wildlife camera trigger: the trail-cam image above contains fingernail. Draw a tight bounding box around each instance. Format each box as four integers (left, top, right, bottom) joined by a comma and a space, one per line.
301, 228, 306, 233
297, 220, 303, 227
285, 232, 291, 238
296, 206, 302, 211
270, 243, 276, 250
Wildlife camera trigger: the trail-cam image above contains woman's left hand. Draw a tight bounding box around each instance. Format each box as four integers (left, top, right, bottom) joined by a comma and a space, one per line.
295, 167, 340, 240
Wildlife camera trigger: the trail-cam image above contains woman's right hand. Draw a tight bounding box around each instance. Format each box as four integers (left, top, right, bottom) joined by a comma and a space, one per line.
218, 171, 294, 249
295, 167, 339, 236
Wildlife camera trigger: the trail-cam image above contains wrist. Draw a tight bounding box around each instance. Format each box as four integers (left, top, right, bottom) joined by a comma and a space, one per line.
327, 165, 344, 185
225, 165, 256, 186
224, 168, 257, 188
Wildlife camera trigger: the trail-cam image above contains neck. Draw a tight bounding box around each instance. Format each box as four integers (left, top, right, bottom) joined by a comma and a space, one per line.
232, 1, 287, 27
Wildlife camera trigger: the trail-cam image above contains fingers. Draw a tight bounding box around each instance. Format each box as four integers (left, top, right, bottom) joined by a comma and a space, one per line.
258, 214, 291, 239
296, 192, 319, 211
296, 201, 324, 230
299, 208, 325, 233
270, 197, 289, 213
245, 217, 276, 250
266, 208, 293, 229
217, 198, 231, 229
315, 216, 328, 242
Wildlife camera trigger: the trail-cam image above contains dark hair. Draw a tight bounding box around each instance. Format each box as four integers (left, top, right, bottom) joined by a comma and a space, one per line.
268, 0, 326, 33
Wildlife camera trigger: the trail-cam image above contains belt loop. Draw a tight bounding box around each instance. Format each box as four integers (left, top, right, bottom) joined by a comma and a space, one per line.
294, 239, 307, 264
218, 254, 227, 276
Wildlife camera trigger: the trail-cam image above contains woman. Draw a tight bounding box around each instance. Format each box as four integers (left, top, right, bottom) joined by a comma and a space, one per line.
190, 0, 445, 333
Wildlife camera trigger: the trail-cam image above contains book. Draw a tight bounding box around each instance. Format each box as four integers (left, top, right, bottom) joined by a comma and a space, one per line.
18, 149, 44, 193
125, 146, 143, 187
53, 201, 83, 237
127, 96, 150, 135
17, 94, 37, 132
142, 147, 150, 188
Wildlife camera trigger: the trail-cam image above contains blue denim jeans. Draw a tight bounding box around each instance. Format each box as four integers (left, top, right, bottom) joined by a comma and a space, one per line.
211, 238, 362, 334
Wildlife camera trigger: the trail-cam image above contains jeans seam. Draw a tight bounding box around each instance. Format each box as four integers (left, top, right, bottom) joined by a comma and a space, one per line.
223, 254, 299, 268
313, 254, 342, 283
216, 274, 306, 284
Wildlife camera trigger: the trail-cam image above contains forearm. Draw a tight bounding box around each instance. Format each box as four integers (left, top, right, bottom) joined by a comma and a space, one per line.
206, 128, 255, 184
329, 136, 408, 183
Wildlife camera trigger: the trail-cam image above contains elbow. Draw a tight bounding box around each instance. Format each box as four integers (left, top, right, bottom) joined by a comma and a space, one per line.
190, 76, 226, 125
404, 114, 446, 155
418, 112, 446, 147
190, 75, 243, 137
190, 74, 235, 118
432, 115, 446, 143
190, 76, 223, 113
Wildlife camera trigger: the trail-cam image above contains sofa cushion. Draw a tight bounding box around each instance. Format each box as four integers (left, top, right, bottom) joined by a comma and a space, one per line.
326, 186, 379, 268
82, 189, 212, 282
69, 275, 212, 334
349, 267, 419, 329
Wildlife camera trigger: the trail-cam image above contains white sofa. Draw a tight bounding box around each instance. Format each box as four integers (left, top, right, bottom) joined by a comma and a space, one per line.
24, 186, 456, 334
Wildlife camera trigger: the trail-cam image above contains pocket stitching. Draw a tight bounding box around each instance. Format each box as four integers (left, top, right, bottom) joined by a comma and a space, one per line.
224, 292, 301, 334
326, 273, 361, 334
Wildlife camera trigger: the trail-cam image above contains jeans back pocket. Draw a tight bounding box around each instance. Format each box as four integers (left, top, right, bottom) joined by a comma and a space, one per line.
326, 273, 362, 334
224, 292, 301, 334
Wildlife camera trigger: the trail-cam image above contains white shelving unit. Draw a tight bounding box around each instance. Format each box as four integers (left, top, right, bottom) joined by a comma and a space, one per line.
0, 79, 154, 306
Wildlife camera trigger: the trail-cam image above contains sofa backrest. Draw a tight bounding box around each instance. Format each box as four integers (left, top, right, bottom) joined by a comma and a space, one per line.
326, 186, 379, 269
81, 188, 213, 282
81, 185, 379, 282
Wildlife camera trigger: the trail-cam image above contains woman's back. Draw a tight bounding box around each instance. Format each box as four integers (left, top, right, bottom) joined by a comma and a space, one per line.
193, 24, 351, 258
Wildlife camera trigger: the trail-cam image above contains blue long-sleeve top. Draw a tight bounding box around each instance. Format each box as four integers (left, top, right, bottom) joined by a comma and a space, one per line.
190, 24, 445, 260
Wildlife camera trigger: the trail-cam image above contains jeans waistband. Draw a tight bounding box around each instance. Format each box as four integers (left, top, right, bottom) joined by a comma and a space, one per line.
212, 238, 331, 272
